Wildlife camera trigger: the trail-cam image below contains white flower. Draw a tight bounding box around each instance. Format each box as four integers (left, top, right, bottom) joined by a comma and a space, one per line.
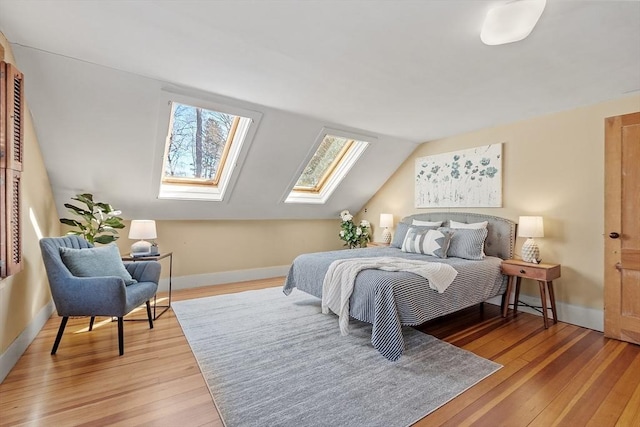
339, 230, 345, 237
360, 220, 370, 228
356, 227, 362, 236
340, 210, 350, 219
343, 214, 353, 222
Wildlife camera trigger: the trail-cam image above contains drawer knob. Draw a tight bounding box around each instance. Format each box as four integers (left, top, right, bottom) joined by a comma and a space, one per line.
520, 269, 526, 274
609, 232, 620, 239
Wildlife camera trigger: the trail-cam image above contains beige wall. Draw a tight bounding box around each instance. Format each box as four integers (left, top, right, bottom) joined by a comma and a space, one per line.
361, 95, 640, 310
111, 219, 343, 280
0, 33, 60, 355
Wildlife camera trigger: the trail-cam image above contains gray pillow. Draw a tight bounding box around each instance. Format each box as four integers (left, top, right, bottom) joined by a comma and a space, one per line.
439, 227, 488, 260
60, 244, 137, 285
391, 223, 438, 248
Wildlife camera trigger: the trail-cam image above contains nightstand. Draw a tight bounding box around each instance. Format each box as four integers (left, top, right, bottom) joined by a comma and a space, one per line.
501, 259, 561, 328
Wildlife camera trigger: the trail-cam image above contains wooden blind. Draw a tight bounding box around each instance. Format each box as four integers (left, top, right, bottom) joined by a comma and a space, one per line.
0, 61, 24, 278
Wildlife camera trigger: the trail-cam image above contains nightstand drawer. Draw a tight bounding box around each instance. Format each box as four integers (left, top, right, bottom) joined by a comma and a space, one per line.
501, 261, 561, 281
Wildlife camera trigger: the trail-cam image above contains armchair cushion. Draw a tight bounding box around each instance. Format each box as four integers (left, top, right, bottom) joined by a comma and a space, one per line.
125, 261, 161, 283
60, 244, 137, 285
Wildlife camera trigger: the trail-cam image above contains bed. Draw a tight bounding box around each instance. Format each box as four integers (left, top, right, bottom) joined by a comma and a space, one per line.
283, 212, 516, 361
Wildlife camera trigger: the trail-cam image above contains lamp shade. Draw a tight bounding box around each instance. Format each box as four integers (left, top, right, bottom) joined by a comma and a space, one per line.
518, 216, 544, 238
380, 213, 394, 228
128, 220, 157, 240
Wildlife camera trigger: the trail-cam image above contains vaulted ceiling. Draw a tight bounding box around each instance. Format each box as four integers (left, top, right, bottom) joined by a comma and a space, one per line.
0, 0, 638, 220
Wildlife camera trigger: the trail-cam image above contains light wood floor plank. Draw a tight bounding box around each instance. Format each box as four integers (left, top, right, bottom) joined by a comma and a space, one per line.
587, 351, 640, 427
617, 380, 640, 426
558, 343, 640, 426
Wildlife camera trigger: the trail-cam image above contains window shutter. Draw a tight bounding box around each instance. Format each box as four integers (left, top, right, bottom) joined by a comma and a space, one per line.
0, 61, 24, 278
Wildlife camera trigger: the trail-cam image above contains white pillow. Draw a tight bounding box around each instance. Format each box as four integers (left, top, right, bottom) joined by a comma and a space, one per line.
412, 219, 443, 227
401, 227, 452, 258
449, 220, 488, 229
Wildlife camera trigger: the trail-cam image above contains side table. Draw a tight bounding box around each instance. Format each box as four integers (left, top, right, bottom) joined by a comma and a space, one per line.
501, 259, 561, 328
122, 252, 173, 320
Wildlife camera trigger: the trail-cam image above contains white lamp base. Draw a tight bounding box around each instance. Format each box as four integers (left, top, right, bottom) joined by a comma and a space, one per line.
521, 238, 540, 263
382, 228, 392, 244
131, 239, 152, 256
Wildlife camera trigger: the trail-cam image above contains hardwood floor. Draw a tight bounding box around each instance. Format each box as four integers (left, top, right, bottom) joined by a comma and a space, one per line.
1, 278, 639, 426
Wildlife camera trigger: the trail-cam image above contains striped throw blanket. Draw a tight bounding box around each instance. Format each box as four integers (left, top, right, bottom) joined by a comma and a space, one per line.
321, 257, 458, 336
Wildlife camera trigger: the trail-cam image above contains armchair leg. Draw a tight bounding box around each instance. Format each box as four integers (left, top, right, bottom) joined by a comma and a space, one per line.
117, 317, 124, 356
52, 317, 69, 355
146, 301, 154, 329
88, 316, 95, 331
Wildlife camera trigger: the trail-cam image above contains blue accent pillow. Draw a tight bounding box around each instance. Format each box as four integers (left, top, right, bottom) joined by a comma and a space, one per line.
60, 244, 137, 285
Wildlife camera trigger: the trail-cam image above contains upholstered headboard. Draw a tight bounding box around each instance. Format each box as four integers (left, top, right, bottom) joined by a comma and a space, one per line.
400, 212, 516, 260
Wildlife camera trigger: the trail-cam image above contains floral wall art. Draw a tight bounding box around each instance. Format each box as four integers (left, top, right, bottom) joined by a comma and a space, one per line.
415, 143, 502, 208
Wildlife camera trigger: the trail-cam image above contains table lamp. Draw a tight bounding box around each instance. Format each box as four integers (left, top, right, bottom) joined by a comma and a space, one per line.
518, 216, 544, 263
129, 220, 157, 256
380, 213, 394, 244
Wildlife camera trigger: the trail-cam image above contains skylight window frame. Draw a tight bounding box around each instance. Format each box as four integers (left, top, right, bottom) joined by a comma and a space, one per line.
285, 128, 373, 205
292, 138, 355, 193
153, 90, 262, 202
161, 112, 241, 187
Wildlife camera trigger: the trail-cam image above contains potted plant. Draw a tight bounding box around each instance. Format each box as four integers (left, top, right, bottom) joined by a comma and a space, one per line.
59, 193, 125, 244
339, 210, 371, 249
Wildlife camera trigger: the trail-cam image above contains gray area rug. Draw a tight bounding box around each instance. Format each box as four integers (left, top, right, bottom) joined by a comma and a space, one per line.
172, 287, 501, 427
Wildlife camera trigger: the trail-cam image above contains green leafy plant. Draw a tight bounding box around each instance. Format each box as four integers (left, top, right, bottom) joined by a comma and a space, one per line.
59, 193, 125, 244
339, 210, 371, 249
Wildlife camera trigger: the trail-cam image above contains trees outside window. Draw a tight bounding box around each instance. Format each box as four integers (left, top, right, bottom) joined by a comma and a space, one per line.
163, 102, 239, 184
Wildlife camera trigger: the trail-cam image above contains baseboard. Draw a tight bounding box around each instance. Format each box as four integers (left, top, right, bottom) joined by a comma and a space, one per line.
486, 294, 604, 332
158, 264, 290, 292
0, 299, 55, 383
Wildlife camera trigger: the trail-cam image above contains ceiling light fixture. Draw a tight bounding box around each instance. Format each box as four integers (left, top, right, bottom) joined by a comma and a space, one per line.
481, 0, 547, 46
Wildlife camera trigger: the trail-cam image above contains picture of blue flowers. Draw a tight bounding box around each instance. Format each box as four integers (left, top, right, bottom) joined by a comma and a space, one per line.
415, 143, 502, 208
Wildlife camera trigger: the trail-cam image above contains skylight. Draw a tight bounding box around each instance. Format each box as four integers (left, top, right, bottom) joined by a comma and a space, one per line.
286, 130, 370, 204
162, 102, 239, 185
155, 93, 261, 202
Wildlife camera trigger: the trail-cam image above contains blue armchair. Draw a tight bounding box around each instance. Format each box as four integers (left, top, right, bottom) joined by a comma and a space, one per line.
39, 236, 161, 356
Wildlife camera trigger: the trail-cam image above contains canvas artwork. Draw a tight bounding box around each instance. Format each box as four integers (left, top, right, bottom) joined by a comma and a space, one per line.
415, 143, 502, 208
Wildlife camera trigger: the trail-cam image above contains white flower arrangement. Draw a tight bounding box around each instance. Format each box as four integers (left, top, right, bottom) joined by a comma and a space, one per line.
339, 210, 371, 249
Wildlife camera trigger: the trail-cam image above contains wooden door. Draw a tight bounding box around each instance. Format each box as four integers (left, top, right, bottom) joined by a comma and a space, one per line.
604, 112, 640, 344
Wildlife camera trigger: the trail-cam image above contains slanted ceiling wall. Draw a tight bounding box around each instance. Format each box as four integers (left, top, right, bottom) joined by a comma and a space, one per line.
11, 44, 418, 221
361, 94, 640, 331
